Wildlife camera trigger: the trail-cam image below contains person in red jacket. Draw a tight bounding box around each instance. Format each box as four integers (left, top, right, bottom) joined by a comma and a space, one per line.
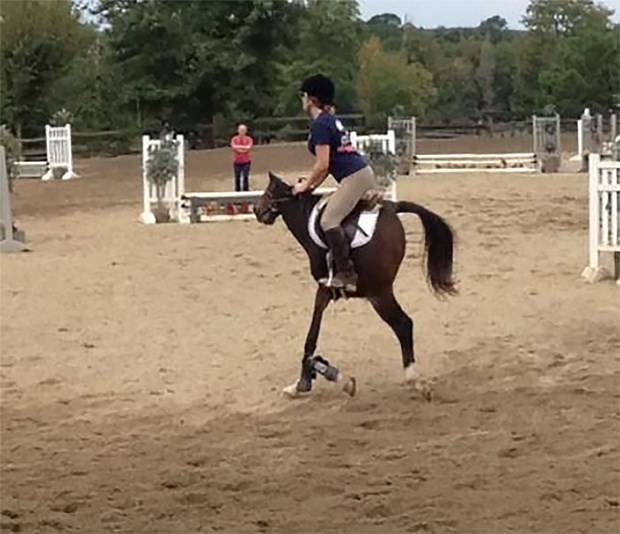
230, 124, 253, 191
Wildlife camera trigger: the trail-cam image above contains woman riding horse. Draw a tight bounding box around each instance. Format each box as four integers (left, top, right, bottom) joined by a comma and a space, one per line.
292, 74, 378, 293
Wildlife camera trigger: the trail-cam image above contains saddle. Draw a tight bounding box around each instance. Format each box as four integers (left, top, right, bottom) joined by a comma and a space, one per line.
308, 190, 384, 250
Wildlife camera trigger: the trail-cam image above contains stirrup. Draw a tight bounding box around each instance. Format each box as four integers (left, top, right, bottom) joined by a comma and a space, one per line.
319, 274, 357, 293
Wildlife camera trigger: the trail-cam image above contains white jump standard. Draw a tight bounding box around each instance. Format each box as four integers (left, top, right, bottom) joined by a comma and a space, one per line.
350, 129, 396, 156
348, 129, 398, 201
0, 146, 28, 253
42, 124, 78, 180
14, 124, 78, 181
388, 116, 416, 174
577, 109, 619, 164
140, 134, 186, 224
581, 154, 620, 284
533, 114, 561, 172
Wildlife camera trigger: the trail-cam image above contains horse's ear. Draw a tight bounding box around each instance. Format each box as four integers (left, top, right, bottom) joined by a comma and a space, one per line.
268, 171, 279, 183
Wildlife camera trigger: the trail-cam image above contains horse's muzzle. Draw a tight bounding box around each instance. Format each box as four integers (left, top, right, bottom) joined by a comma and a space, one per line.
253, 204, 277, 225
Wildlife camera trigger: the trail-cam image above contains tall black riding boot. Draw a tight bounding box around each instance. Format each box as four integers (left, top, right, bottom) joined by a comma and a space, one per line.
323, 227, 357, 292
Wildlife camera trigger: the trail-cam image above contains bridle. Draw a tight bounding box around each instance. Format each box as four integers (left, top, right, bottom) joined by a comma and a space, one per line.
262, 187, 295, 216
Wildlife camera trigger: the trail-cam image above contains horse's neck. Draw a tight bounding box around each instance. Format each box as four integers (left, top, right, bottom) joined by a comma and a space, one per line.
281, 197, 318, 254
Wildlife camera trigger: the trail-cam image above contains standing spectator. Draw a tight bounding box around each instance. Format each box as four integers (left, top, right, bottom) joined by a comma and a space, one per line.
231, 124, 253, 191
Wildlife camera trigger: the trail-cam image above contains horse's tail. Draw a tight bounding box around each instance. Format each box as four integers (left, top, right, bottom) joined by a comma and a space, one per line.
395, 201, 457, 297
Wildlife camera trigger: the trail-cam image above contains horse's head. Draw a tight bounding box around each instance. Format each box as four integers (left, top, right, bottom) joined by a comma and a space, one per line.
254, 171, 293, 225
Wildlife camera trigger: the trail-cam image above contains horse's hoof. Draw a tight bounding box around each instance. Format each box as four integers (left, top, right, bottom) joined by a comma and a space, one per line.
342, 376, 356, 397
405, 380, 433, 402
282, 380, 311, 399
404, 366, 433, 401
418, 383, 433, 402
404, 365, 421, 383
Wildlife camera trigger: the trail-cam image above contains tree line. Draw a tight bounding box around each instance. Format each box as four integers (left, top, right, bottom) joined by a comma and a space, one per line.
1, 0, 618, 142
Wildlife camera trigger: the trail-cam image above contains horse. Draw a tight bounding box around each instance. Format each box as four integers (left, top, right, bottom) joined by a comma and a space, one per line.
253, 171, 457, 398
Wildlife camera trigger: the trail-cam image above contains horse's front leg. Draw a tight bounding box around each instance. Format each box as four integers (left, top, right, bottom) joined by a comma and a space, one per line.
283, 286, 331, 397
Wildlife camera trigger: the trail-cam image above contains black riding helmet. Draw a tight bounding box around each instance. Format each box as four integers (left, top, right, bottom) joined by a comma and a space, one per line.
300, 74, 335, 106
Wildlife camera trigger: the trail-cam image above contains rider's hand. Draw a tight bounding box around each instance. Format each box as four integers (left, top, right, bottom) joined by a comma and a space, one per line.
292, 179, 311, 195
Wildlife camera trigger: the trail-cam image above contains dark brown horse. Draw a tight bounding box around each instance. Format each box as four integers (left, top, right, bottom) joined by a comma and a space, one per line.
254, 172, 457, 398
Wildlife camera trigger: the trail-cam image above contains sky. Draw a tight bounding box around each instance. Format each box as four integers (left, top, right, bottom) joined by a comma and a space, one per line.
357, 0, 620, 29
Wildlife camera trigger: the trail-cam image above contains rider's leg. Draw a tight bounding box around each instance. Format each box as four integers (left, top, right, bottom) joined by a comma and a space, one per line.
320, 166, 377, 291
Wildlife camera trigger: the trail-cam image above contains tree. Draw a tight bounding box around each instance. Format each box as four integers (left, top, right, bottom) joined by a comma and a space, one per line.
478, 16, 508, 44
356, 36, 435, 122
476, 39, 496, 115
515, 0, 618, 114
365, 13, 404, 52
276, 0, 362, 115
0, 0, 91, 136
538, 18, 619, 115
99, 0, 298, 126
522, 0, 613, 34
493, 41, 517, 114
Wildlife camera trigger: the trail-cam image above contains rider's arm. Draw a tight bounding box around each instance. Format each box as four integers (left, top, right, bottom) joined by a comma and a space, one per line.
308, 144, 329, 189
232, 136, 253, 153
307, 118, 331, 189
231, 137, 250, 152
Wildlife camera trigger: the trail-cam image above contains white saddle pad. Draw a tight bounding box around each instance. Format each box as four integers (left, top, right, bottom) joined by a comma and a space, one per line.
308, 198, 379, 250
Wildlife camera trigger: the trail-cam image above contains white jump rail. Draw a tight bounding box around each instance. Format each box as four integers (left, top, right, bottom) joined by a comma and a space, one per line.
14, 161, 49, 178
0, 146, 28, 253
180, 183, 398, 223
414, 152, 538, 173
581, 154, 620, 284
180, 188, 337, 223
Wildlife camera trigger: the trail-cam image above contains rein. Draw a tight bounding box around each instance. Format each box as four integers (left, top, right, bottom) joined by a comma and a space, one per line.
265, 188, 296, 212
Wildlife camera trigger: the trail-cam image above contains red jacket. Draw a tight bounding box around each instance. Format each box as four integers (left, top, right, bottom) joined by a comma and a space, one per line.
231, 134, 253, 164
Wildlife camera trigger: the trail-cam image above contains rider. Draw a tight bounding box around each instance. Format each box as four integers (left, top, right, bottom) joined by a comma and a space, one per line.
292, 74, 378, 293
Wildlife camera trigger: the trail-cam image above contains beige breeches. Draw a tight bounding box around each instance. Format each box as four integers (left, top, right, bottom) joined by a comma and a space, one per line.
320, 166, 377, 231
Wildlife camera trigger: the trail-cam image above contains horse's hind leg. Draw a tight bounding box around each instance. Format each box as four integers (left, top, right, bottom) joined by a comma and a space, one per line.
283, 286, 332, 397
369, 289, 414, 370
369, 289, 430, 398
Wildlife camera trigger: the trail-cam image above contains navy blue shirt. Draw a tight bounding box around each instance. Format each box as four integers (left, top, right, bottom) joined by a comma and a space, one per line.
307, 113, 367, 182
